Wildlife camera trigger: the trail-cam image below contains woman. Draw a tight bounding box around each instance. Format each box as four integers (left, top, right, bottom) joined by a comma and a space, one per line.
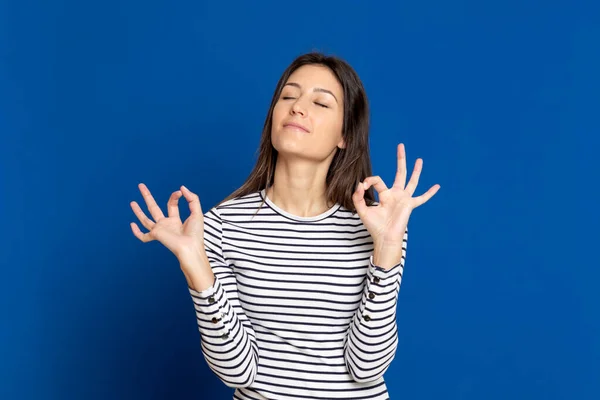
130, 52, 440, 400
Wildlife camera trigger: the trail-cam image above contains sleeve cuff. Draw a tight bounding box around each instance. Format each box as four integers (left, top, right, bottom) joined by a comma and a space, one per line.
189, 278, 236, 342
188, 280, 217, 299
368, 254, 403, 278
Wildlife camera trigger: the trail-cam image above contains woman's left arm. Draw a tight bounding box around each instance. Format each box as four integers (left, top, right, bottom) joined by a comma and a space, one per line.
343, 229, 407, 383
344, 143, 440, 382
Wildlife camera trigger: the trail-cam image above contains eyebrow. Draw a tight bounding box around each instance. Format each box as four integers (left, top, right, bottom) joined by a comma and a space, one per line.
284, 82, 339, 103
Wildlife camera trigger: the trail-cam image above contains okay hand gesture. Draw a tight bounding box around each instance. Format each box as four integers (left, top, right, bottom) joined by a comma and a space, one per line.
353, 143, 440, 247
130, 183, 206, 263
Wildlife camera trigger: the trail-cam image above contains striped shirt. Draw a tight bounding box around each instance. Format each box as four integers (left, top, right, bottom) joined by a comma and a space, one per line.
188, 189, 408, 400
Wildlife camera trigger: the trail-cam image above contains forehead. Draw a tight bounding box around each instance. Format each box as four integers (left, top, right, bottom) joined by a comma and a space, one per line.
285, 65, 343, 97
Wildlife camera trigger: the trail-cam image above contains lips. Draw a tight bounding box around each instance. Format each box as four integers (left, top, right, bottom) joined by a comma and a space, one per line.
283, 122, 309, 133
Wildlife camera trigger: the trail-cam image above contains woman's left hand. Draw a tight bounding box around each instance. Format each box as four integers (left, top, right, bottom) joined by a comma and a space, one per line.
353, 143, 440, 248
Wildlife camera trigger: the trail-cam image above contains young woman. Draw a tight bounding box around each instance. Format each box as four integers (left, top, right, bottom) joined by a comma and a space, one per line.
130, 52, 440, 400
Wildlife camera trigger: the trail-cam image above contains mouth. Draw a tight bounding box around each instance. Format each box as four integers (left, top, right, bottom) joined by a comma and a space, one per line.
283, 122, 310, 133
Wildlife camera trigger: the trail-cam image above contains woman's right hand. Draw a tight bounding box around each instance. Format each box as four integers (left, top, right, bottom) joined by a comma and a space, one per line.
130, 183, 207, 269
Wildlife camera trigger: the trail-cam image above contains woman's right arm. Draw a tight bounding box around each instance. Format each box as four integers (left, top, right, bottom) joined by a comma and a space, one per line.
130, 184, 258, 388
185, 207, 259, 388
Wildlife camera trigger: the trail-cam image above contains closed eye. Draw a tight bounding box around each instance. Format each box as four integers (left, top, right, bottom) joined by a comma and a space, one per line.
282, 96, 328, 108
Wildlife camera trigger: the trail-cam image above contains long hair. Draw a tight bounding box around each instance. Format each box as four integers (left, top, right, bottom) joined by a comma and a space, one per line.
217, 52, 376, 213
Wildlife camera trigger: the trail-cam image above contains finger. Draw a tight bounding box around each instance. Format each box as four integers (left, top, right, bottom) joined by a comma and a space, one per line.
363, 176, 388, 195
138, 183, 165, 221
130, 222, 154, 243
180, 185, 203, 215
352, 181, 369, 217
413, 184, 440, 208
130, 200, 155, 230
167, 190, 183, 219
405, 158, 423, 196
393, 143, 407, 189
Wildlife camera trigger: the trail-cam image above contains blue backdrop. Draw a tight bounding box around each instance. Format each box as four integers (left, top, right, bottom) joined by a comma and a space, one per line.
1, 0, 598, 399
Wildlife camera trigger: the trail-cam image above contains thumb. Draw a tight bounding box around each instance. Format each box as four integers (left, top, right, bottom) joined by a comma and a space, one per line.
352, 181, 369, 218
184, 215, 204, 237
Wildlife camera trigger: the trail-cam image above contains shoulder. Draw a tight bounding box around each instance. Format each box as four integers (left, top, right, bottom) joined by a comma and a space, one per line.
204, 190, 264, 223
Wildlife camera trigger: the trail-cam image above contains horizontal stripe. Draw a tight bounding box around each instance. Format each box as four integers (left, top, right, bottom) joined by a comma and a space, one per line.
189, 189, 406, 399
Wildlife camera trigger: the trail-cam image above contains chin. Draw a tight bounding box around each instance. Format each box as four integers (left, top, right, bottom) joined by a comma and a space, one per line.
274, 127, 302, 143
273, 140, 304, 155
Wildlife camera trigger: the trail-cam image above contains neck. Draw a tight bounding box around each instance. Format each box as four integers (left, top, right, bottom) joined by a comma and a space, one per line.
266, 156, 334, 218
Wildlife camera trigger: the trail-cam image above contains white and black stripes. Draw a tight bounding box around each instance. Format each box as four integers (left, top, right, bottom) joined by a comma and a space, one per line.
189, 189, 407, 399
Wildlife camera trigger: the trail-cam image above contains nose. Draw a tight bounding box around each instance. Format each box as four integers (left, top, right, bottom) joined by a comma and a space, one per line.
290, 98, 307, 117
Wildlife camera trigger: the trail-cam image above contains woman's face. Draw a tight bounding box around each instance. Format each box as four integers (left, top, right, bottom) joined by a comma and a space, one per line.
271, 64, 345, 161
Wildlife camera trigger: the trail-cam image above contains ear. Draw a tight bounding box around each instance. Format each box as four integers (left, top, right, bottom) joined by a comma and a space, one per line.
337, 137, 346, 149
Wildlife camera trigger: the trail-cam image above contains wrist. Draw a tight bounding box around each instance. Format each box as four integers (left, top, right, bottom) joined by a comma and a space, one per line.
176, 245, 206, 264
178, 248, 215, 291
187, 271, 215, 292
372, 241, 404, 270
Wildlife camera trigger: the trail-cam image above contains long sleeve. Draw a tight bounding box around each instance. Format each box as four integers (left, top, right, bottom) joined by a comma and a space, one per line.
188, 207, 259, 388
344, 228, 408, 383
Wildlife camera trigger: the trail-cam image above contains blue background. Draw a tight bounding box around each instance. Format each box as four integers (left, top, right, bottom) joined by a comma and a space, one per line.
1, 0, 598, 399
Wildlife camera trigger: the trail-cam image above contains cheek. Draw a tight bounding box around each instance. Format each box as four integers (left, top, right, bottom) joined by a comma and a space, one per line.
272, 102, 286, 124
270, 104, 287, 141
319, 113, 343, 139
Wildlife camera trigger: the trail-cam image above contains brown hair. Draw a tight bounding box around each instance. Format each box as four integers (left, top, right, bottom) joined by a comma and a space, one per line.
217, 51, 376, 213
